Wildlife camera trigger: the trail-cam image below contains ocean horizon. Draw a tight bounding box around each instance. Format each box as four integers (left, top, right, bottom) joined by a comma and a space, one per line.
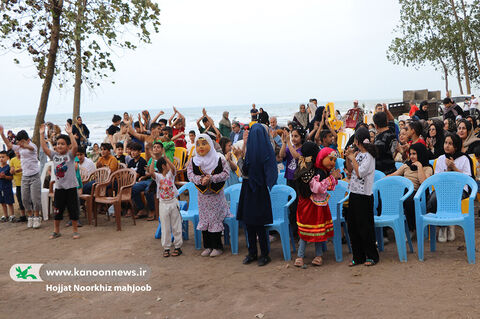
0, 98, 399, 148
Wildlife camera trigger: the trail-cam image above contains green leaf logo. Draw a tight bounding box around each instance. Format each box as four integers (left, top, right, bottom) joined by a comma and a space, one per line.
15, 266, 38, 280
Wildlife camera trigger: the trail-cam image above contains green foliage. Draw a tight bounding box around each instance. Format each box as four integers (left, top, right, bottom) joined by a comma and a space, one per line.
387, 0, 480, 90
0, 0, 160, 89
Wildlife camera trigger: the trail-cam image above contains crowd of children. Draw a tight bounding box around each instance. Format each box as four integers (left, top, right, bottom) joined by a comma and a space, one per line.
1, 96, 480, 268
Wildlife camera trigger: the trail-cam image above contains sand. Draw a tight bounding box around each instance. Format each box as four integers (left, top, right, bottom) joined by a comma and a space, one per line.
1, 211, 480, 319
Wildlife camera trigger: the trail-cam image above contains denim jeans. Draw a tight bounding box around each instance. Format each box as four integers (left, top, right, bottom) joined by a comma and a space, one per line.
131, 180, 155, 211
297, 238, 323, 258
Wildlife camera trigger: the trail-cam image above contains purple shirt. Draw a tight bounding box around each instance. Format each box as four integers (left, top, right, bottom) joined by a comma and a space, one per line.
284, 146, 302, 180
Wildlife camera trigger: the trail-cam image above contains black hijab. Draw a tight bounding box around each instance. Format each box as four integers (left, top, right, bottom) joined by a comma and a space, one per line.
444, 133, 474, 177
295, 141, 321, 199
406, 143, 431, 171
428, 121, 445, 159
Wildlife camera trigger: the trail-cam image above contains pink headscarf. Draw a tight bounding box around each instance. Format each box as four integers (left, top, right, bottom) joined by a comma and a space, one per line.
315, 147, 337, 171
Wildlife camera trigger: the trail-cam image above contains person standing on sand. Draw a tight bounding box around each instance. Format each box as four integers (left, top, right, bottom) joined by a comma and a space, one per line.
0, 126, 42, 229
236, 124, 277, 266
187, 134, 231, 257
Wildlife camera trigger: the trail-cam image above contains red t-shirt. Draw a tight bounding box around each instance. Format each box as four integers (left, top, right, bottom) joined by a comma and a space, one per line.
172, 127, 186, 148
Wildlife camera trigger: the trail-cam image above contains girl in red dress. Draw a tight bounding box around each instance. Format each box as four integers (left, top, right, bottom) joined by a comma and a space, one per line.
294, 143, 341, 267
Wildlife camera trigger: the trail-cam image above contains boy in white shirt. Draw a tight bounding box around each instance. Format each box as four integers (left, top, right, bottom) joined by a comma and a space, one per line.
149, 148, 183, 257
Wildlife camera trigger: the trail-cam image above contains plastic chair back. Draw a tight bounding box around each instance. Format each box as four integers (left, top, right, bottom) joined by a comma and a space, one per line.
374, 170, 386, 182
224, 184, 242, 215
395, 162, 403, 170
177, 182, 199, 211
373, 176, 414, 216
173, 147, 188, 170
276, 174, 287, 185
327, 180, 349, 221
270, 185, 296, 222
336, 158, 345, 172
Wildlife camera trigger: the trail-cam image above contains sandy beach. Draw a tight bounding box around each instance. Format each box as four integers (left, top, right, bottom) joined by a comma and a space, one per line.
1, 207, 480, 319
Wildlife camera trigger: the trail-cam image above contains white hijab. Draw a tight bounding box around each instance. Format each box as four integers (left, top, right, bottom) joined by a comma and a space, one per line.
192, 134, 220, 174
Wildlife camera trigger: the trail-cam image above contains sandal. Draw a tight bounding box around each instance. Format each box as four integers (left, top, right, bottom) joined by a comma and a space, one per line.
146, 215, 155, 221
72, 232, 80, 239
312, 256, 323, 266
171, 248, 182, 257
294, 258, 304, 267
135, 213, 147, 219
163, 249, 170, 257
49, 232, 61, 239
364, 259, 377, 267
348, 260, 361, 267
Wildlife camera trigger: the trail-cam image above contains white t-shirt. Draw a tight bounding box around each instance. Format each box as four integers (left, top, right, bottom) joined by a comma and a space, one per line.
434, 154, 471, 176
471, 98, 479, 109
154, 170, 178, 201
12, 142, 40, 177
349, 151, 375, 196
79, 157, 96, 176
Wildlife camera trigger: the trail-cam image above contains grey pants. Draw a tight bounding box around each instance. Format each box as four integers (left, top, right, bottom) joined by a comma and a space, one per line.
21, 173, 42, 212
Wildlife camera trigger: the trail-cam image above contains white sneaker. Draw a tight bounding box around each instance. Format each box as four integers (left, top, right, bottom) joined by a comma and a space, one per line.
32, 217, 41, 229
447, 226, 455, 241
8, 215, 15, 222
27, 217, 34, 228
210, 249, 223, 257
201, 249, 212, 257
438, 227, 447, 243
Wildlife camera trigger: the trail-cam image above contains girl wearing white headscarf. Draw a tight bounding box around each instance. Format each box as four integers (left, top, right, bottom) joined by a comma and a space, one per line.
187, 134, 231, 257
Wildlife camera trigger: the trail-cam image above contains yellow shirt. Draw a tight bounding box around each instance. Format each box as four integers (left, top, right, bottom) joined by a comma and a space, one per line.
10, 157, 22, 187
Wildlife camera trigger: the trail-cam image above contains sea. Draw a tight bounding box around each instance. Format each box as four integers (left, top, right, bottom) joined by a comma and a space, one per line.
0, 98, 398, 149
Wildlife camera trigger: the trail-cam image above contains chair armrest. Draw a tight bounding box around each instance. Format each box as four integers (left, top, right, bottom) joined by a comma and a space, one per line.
177, 183, 189, 195
338, 193, 349, 205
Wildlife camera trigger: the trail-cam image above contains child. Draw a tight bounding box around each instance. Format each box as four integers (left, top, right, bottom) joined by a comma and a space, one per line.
345, 127, 379, 266
0, 126, 42, 229
96, 143, 118, 172
9, 151, 26, 222
278, 127, 304, 236
0, 151, 15, 222
294, 143, 341, 267
115, 142, 126, 164
40, 122, 81, 239
187, 134, 231, 257
161, 127, 176, 163
169, 107, 187, 148
149, 149, 182, 257
186, 130, 196, 155
129, 142, 153, 219
89, 143, 101, 163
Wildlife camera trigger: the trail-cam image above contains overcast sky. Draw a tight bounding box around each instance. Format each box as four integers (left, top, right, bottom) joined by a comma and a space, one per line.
0, 0, 471, 116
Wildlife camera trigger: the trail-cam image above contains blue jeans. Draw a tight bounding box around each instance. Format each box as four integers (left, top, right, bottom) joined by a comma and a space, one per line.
297, 238, 323, 258
131, 180, 155, 212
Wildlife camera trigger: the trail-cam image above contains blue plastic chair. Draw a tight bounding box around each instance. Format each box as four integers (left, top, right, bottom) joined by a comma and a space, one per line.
154, 182, 202, 249
374, 170, 386, 182
266, 185, 297, 261
327, 180, 351, 262
428, 159, 434, 167
276, 174, 287, 185
373, 176, 414, 262
395, 162, 403, 170
223, 184, 242, 254
336, 158, 345, 173
414, 172, 477, 264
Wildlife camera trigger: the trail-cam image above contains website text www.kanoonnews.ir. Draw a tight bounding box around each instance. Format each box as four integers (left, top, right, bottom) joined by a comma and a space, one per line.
10, 264, 152, 294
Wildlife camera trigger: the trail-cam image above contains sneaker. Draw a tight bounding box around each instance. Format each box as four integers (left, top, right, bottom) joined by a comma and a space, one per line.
201, 248, 212, 257
27, 217, 33, 228
32, 217, 41, 229
209, 249, 223, 257
447, 225, 455, 241
18, 216, 27, 223
0, 216, 7, 222
9, 215, 16, 223
438, 227, 447, 243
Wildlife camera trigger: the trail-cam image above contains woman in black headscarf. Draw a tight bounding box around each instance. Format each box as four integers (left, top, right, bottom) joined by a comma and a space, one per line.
426, 120, 445, 159
388, 143, 433, 233
258, 108, 270, 125
236, 123, 278, 266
